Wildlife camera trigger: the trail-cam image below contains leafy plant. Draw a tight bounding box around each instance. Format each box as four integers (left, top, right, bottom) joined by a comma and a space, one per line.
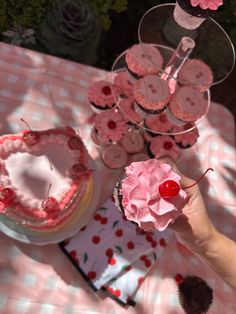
90, 0, 128, 30
0, 0, 53, 32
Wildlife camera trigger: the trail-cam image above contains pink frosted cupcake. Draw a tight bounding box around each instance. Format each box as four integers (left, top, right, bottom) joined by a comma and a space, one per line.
134, 75, 171, 115
144, 112, 173, 136
101, 144, 128, 169
178, 59, 213, 92
114, 71, 134, 97
88, 80, 119, 112
92, 109, 127, 145
125, 44, 163, 78
120, 130, 144, 154
118, 97, 143, 125
149, 136, 180, 160
114, 159, 187, 231
172, 123, 199, 148
168, 86, 207, 123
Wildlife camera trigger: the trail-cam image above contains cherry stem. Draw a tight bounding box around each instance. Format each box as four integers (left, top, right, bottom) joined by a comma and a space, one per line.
20, 118, 32, 131
182, 168, 214, 190
47, 183, 52, 198
48, 159, 53, 171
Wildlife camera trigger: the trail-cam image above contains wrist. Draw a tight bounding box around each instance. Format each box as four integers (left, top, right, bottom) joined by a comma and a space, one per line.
191, 225, 219, 255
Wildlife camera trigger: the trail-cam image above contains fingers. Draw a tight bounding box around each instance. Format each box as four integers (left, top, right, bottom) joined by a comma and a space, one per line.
158, 156, 197, 191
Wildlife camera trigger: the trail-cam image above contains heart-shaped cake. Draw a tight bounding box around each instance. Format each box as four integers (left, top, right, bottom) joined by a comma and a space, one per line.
0, 126, 93, 231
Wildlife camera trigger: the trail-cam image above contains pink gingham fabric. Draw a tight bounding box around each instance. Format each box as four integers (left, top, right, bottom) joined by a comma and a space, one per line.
0, 42, 235, 313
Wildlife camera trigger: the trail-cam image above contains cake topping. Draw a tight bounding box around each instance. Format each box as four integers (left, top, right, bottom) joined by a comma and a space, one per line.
118, 159, 187, 231
68, 136, 82, 150
70, 163, 92, 178
42, 196, 59, 214
102, 144, 128, 169
20, 119, 40, 146
0, 187, 16, 205
102, 86, 112, 95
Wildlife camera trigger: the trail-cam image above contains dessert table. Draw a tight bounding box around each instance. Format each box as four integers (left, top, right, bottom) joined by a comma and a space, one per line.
0, 42, 235, 313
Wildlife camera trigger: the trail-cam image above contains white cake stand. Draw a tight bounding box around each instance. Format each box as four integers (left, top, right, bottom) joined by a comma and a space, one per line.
0, 160, 101, 245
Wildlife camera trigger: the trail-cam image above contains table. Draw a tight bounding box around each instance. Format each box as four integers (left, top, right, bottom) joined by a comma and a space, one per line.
0, 42, 235, 314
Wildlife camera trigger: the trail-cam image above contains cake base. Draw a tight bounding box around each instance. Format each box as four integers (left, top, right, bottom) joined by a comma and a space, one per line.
0, 164, 100, 245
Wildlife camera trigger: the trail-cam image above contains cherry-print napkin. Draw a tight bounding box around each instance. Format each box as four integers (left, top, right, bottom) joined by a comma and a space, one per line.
60, 198, 173, 306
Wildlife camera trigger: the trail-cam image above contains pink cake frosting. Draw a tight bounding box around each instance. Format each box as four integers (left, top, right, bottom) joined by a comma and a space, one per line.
120, 130, 144, 154
0, 127, 91, 230
118, 97, 143, 124
88, 80, 119, 109
178, 59, 213, 92
149, 136, 180, 160
172, 123, 199, 147
134, 75, 171, 113
115, 159, 187, 231
125, 44, 163, 77
114, 71, 134, 97
169, 86, 207, 122
102, 144, 128, 169
94, 109, 127, 143
145, 112, 173, 134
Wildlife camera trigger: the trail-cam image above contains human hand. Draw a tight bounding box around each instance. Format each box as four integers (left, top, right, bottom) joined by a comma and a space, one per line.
159, 156, 217, 254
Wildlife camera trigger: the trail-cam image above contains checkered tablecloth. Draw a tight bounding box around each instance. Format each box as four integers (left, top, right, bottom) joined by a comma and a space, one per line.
0, 42, 235, 314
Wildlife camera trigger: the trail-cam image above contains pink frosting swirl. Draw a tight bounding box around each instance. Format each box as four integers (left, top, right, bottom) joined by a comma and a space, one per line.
94, 109, 127, 143
120, 159, 187, 231
190, 0, 223, 10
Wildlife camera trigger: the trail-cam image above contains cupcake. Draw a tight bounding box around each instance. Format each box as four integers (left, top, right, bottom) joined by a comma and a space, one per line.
91, 109, 127, 145
118, 97, 143, 125
172, 123, 199, 148
178, 276, 213, 314
178, 59, 213, 92
125, 44, 163, 78
114, 159, 187, 231
114, 71, 134, 98
133, 75, 171, 115
101, 144, 128, 169
144, 112, 173, 136
168, 86, 207, 123
88, 80, 119, 112
149, 136, 180, 160
120, 129, 144, 154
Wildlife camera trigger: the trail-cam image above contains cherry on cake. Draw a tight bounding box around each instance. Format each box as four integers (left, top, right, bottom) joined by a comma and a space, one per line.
0, 126, 93, 231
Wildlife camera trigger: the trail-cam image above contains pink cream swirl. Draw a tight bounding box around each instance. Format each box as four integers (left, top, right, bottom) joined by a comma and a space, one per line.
190, 0, 223, 10
120, 159, 187, 231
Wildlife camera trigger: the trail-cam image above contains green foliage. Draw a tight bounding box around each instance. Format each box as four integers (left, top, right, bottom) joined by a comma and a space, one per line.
215, 0, 236, 46
0, 0, 53, 32
90, 0, 128, 30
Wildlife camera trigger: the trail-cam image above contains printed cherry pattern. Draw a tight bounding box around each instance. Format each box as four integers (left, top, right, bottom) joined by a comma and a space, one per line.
127, 241, 135, 250
107, 287, 121, 297
87, 271, 96, 280
92, 235, 100, 244
140, 254, 151, 268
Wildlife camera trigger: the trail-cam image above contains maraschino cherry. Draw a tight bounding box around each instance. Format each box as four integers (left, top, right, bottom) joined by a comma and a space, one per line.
20, 118, 40, 146
159, 168, 213, 199
0, 187, 16, 205
41, 184, 59, 213
68, 136, 82, 150
70, 163, 93, 178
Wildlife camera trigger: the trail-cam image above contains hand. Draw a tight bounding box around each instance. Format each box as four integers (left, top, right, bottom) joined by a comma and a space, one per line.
159, 156, 217, 254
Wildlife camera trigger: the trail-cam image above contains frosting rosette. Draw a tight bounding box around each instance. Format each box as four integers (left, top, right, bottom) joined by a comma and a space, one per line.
119, 159, 187, 231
